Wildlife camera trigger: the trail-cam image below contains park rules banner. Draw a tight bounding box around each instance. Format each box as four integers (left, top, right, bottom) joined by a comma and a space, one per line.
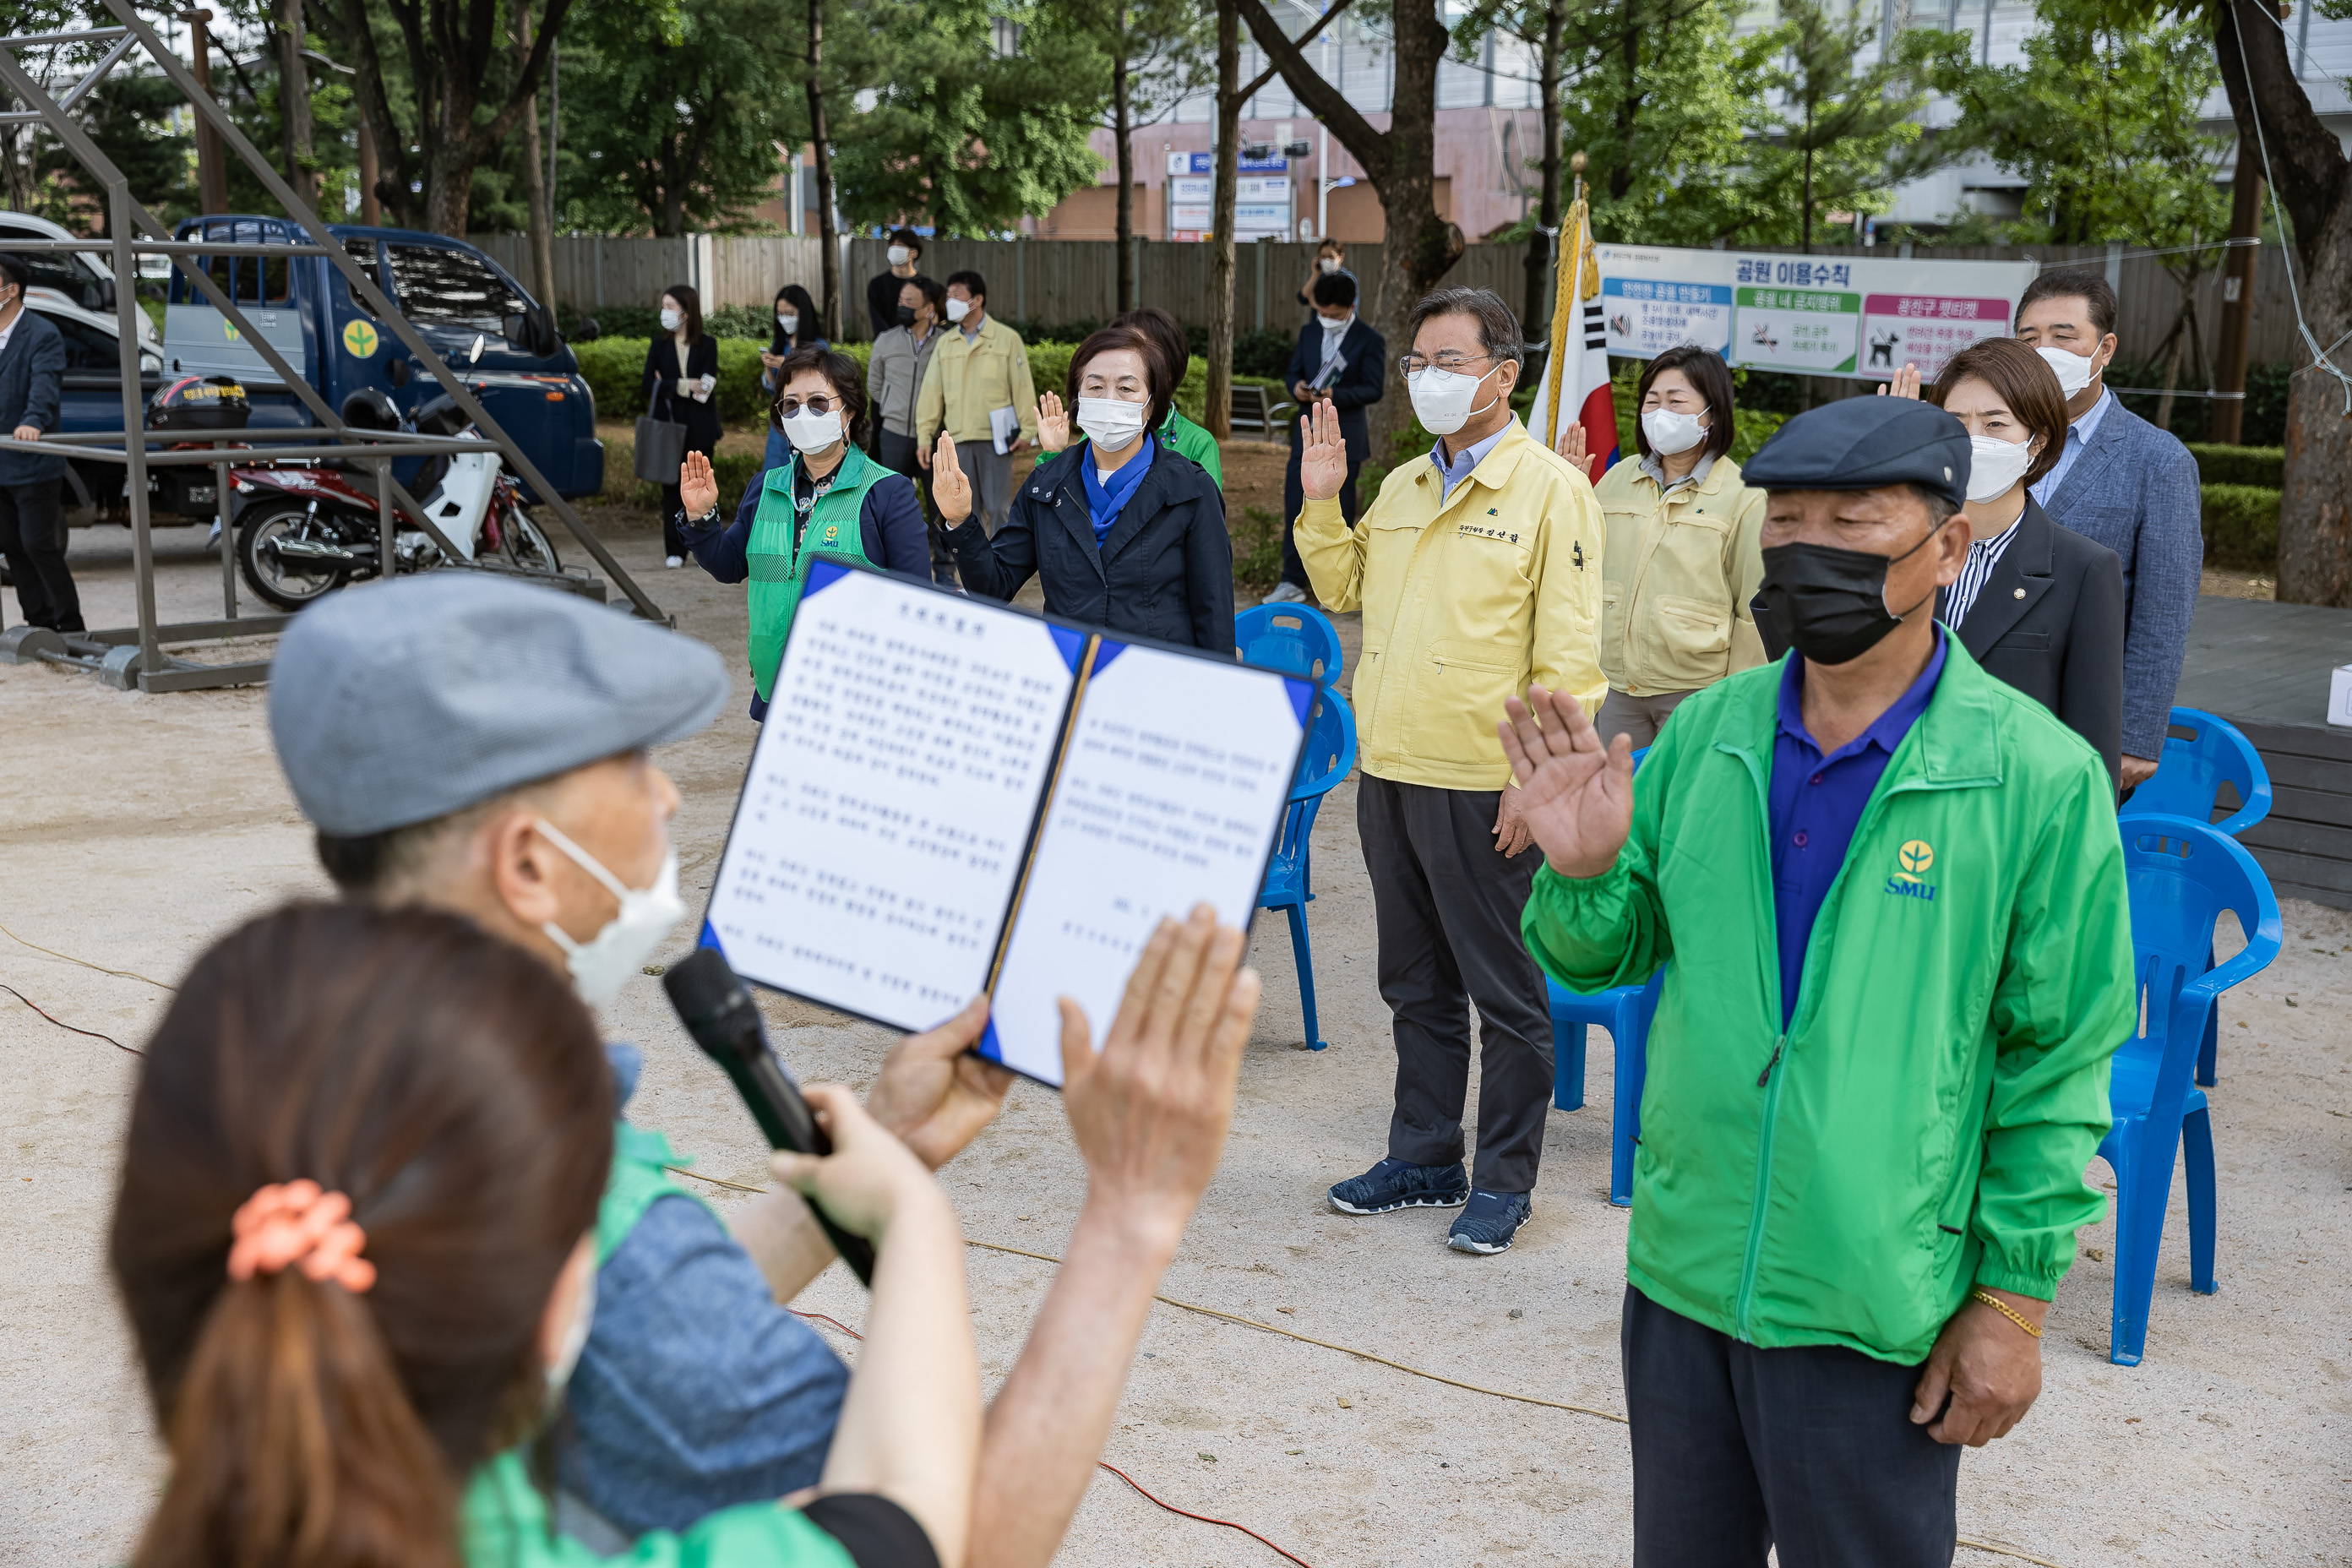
1592, 245, 2040, 384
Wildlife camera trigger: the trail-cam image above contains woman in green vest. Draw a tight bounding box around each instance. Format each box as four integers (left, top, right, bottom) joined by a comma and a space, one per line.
110, 901, 978, 1568
677, 347, 934, 721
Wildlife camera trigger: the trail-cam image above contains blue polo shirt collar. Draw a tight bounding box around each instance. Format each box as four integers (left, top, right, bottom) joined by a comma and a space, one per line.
1776, 624, 1948, 762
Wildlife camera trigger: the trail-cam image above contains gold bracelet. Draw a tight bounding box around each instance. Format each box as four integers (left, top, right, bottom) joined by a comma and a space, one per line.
1969, 1288, 2044, 1340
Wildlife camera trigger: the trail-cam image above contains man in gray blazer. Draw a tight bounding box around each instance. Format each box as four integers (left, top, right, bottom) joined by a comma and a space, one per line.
2016, 270, 2202, 791
0, 253, 77, 634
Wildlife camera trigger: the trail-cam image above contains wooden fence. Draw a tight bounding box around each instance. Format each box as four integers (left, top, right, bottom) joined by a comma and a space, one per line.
473, 231, 2300, 368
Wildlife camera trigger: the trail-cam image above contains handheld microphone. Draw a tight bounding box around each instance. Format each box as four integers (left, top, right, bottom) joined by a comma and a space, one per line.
662, 948, 876, 1287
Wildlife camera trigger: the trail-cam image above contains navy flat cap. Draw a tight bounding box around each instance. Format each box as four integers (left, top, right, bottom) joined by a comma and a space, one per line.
270, 574, 729, 836
1743, 395, 1971, 512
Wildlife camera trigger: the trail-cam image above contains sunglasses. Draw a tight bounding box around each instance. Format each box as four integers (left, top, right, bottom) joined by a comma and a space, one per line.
776, 394, 840, 418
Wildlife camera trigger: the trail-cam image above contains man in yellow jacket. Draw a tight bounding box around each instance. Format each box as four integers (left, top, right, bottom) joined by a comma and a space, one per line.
915, 269, 1039, 541
1295, 286, 1606, 1255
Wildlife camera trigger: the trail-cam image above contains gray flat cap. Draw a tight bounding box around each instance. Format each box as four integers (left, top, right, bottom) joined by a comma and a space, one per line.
270, 574, 728, 836
1742, 395, 1972, 513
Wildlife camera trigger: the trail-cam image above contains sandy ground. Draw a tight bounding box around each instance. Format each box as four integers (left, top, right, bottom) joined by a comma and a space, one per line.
3, 493, 2349, 1568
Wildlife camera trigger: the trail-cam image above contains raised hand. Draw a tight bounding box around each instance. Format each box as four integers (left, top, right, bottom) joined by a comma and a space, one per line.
678, 448, 719, 520
1037, 389, 1072, 453
1876, 363, 1923, 400
1497, 685, 1636, 879
1298, 397, 1348, 504
865, 994, 1013, 1171
930, 431, 973, 524
1553, 419, 1593, 483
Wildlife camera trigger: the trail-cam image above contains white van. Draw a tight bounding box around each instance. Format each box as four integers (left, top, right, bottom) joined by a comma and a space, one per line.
0, 210, 162, 351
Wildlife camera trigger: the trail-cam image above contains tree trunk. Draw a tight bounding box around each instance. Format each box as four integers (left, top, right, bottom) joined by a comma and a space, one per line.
1206, 0, 1241, 440
2153, 303, 2185, 433
512, 0, 558, 309
1609, 0, 1637, 203
1800, 122, 1815, 253
2213, 0, 2349, 603
1522, 0, 1564, 356
277, 0, 317, 214
808, 0, 841, 340
1113, 16, 1135, 315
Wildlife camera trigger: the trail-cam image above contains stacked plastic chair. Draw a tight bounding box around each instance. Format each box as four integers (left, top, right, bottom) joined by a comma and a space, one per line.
1237, 606, 1353, 1052
2118, 706, 2275, 1086
1541, 747, 1656, 1207
2101, 814, 2279, 1364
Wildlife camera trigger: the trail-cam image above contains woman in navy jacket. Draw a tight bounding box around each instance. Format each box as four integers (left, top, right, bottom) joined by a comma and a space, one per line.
933, 324, 1233, 654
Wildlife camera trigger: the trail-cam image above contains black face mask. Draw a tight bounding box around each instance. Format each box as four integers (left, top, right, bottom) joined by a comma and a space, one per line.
1756, 520, 1949, 666
895, 305, 917, 327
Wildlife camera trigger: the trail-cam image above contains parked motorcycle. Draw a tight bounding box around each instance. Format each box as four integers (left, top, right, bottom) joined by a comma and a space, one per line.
233, 390, 562, 611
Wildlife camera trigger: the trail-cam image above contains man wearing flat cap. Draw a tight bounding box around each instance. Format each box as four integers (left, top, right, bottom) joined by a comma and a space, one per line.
269, 574, 1266, 1566
1502, 397, 2134, 1565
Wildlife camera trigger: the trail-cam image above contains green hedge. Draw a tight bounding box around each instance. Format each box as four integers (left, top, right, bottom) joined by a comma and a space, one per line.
597, 437, 765, 514
2202, 484, 2280, 571
2186, 444, 2284, 490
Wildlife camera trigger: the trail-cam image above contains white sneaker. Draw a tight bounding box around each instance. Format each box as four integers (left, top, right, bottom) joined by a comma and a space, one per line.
665, 554, 684, 569
1261, 580, 1308, 604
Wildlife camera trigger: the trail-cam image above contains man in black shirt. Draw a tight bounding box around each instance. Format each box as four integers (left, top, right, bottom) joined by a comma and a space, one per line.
866, 228, 923, 340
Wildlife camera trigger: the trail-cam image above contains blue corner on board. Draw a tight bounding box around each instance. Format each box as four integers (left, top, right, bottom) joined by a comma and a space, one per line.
1282, 674, 1315, 727
977, 1016, 1004, 1063
1092, 637, 1128, 673
1048, 623, 1088, 672
803, 558, 851, 596
698, 919, 726, 956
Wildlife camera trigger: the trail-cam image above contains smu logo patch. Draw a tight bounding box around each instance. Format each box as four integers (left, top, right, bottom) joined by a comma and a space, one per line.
1886, 839, 1937, 901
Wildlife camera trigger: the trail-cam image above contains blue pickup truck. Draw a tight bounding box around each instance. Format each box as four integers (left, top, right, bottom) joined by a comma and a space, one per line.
50, 215, 602, 521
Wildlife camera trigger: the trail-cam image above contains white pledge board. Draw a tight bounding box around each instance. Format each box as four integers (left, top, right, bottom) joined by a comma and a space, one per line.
702, 560, 1316, 1088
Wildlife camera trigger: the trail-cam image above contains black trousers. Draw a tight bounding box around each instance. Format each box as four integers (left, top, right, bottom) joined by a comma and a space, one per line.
1358, 774, 1553, 1193
877, 427, 959, 586
1622, 1285, 1962, 1568
1281, 425, 1361, 589
0, 478, 79, 633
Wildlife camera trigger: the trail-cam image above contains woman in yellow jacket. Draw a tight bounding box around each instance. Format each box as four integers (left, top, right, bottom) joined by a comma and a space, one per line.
1560, 343, 1767, 747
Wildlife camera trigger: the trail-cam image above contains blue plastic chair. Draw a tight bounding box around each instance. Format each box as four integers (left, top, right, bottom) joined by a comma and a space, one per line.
1234, 603, 1346, 684
2120, 707, 2273, 1087
2100, 815, 2280, 1366
2118, 706, 2273, 837
1541, 746, 1655, 1206
1258, 686, 1357, 1051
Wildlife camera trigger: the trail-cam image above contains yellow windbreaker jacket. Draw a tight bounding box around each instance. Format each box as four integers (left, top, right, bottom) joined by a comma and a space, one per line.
1295, 419, 1606, 791
1594, 452, 1768, 696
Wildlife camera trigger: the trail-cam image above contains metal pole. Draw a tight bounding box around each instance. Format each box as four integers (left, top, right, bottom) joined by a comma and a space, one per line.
110, 182, 162, 676
375, 457, 393, 583
215, 441, 237, 617
2211, 141, 2263, 448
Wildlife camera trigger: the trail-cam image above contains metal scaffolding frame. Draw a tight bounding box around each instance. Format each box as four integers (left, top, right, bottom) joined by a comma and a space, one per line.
0, 1, 666, 694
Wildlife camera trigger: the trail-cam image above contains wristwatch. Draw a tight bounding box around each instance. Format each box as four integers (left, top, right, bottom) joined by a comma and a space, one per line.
691, 503, 721, 527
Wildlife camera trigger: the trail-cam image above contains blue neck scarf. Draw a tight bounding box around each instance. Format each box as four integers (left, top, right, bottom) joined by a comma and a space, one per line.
1080, 433, 1154, 544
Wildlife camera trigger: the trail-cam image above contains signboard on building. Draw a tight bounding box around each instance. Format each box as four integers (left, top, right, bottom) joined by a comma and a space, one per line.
1165, 152, 1291, 243
1592, 245, 2039, 383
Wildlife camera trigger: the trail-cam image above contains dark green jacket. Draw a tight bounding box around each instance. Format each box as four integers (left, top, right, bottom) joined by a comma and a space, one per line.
1523, 640, 2134, 1364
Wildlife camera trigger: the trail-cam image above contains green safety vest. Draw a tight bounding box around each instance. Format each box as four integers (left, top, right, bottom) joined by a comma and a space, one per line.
747, 445, 887, 703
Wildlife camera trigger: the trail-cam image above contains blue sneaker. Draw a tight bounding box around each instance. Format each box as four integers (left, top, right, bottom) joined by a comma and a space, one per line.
1327, 1157, 1469, 1216
1446, 1190, 1533, 1255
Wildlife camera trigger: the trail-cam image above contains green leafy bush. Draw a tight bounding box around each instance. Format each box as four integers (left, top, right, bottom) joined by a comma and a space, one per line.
1232, 506, 1287, 593
2201, 484, 2279, 570
596, 436, 764, 514
2186, 444, 2284, 489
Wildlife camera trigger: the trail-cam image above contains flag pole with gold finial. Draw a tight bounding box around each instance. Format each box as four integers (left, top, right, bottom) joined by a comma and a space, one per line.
1540, 151, 1589, 449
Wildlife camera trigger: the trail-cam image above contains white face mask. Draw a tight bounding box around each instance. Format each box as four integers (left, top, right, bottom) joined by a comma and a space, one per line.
1320, 312, 1352, 335
534, 819, 685, 1008
886, 245, 912, 267
1642, 406, 1707, 457
546, 1260, 595, 1404
782, 406, 845, 454
945, 297, 972, 324
2034, 344, 2099, 398
1407, 363, 1500, 438
1076, 395, 1148, 450
777, 312, 798, 334
659, 308, 682, 332
1965, 433, 2035, 503
1319, 257, 1339, 274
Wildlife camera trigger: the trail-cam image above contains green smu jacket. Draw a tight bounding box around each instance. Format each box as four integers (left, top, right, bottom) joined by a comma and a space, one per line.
1522, 640, 2135, 1364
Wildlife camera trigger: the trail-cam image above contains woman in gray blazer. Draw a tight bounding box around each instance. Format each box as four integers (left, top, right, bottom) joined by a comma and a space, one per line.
1929, 338, 2126, 794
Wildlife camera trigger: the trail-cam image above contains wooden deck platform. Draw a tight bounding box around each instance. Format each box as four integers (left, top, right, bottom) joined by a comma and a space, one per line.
2172, 595, 2352, 909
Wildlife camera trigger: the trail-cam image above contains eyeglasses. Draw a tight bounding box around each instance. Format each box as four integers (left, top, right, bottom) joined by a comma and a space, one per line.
776, 395, 839, 417
1398, 351, 1494, 377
